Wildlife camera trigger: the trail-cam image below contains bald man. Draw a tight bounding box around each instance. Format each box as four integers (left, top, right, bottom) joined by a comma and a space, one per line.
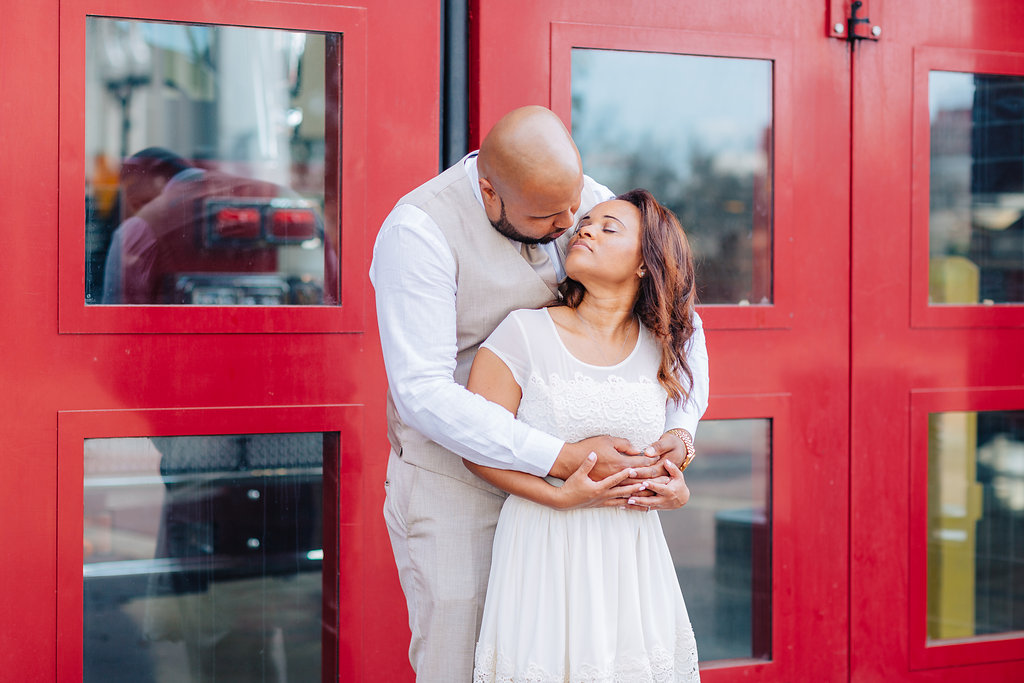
370, 106, 709, 681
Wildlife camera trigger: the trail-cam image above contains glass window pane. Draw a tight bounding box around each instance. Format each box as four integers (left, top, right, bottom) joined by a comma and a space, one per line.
928, 410, 1024, 642
571, 49, 773, 305
661, 419, 772, 661
83, 433, 335, 681
929, 71, 1024, 305
85, 18, 340, 306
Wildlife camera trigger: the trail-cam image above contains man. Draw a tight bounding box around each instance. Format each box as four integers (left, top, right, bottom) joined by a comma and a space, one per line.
370, 106, 709, 681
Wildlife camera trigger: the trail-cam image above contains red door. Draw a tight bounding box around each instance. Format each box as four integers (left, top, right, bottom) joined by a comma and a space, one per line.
852, 1, 1024, 680
474, 1, 851, 680
0, 0, 435, 680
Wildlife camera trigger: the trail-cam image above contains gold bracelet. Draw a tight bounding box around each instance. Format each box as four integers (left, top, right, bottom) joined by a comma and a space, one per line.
666, 428, 695, 468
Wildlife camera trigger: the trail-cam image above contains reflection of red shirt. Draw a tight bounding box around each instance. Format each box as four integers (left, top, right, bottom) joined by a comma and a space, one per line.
113, 169, 282, 304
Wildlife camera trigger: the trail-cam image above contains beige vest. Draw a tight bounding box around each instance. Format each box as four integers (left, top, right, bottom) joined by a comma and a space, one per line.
385, 157, 608, 491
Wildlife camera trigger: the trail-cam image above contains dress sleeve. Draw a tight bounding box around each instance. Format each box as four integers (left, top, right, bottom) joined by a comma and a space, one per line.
480, 310, 533, 390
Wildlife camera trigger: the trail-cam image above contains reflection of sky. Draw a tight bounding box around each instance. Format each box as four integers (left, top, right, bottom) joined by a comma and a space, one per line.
135, 21, 212, 59
571, 49, 771, 180
929, 70, 974, 119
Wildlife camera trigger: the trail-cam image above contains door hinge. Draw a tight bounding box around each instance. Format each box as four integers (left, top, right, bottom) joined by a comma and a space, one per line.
828, 0, 881, 43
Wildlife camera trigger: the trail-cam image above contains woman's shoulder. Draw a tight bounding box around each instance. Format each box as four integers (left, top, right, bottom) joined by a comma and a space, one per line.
502, 306, 557, 328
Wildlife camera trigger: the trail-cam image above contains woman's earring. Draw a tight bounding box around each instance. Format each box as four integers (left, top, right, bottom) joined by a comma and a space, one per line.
638, 267, 646, 278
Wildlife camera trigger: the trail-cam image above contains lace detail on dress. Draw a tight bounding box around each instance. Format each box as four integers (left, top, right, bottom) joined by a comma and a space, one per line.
517, 372, 667, 449
473, 623, 700, 682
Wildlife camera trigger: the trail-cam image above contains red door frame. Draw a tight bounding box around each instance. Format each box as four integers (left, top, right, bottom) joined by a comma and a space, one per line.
473, 1, 852, 680
851, 1, 1024, 680
0, 0, 436, 680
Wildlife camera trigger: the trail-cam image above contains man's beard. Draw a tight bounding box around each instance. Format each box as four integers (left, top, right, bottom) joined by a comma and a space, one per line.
490, 196, 556, 245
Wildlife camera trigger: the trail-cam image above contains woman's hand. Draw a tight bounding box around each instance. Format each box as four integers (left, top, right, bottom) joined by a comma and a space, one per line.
554, 453, 645, 510
626, 459, 690, 511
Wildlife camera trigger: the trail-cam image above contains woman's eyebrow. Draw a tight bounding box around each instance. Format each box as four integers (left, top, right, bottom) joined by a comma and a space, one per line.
602, 214, 626, 227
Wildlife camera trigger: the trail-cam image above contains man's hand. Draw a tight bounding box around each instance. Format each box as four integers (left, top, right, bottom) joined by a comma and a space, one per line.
625, 460, 690, 511
551, 435, 655, 481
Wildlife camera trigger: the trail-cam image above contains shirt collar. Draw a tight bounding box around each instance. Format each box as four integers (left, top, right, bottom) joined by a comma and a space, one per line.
463, 151, 484, 208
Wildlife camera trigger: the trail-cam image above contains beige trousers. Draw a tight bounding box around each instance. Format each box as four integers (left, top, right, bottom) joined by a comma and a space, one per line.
383, 450, 506, 682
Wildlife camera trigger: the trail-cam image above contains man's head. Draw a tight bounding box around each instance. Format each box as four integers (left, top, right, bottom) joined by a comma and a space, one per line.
476, 106, 585, 244
119, 147, 193, 218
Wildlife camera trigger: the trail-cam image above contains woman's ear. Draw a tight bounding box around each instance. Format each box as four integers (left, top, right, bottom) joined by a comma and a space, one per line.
637, 265, 647, 278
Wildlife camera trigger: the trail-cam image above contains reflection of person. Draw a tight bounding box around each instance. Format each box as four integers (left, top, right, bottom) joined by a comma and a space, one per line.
467, 190, 701, 681
102, 147, 326, 304
370, 106, 709, 680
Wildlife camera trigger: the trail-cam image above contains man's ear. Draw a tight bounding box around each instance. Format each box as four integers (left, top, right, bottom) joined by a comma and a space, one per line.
478, 177, 501, 219
478, 176, 498, 203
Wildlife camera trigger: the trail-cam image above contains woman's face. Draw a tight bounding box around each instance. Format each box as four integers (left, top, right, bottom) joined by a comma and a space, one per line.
564, 199, 644, 287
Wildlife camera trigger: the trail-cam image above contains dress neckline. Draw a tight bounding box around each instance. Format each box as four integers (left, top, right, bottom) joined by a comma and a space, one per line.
542, 307, 644, 370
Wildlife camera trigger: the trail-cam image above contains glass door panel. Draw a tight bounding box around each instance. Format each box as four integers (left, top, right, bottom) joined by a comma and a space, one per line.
570, 50, 773, 305
83, 432, 335, 682
84, 18, 340, 306
929, 71, 1024, 306
927, 410, 1024, 642
661, 418, 772, 663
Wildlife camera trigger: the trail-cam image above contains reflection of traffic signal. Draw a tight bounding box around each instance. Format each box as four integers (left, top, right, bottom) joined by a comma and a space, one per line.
204, 197, 322, 248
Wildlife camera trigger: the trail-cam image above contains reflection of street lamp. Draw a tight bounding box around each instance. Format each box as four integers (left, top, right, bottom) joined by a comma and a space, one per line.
97, 21, 152, 159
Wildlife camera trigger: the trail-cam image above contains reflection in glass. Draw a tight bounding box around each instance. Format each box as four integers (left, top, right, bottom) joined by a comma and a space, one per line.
571, 49, 773, 305
929, 71, 1024, 305
927, 410, 1024, 642
84, 19, 340, 306
660, 419, 772, 661
83, 433, 335, 682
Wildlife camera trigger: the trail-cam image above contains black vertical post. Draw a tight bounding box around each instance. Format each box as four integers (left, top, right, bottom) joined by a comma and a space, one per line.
441, 0, 469, 170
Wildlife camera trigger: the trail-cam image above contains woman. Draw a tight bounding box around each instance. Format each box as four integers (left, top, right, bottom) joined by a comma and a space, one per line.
465, 189, 701, 682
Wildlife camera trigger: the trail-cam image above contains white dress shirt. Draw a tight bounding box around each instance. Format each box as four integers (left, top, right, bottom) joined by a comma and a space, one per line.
370, 154, 709, 476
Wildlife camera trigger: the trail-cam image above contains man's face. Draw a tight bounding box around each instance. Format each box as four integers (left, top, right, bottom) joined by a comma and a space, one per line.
485, 173, 584, 245
120, 167, 168, 218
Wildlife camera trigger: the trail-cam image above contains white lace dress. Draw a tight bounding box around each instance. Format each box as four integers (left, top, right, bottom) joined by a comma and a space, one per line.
472, 308, 700, 683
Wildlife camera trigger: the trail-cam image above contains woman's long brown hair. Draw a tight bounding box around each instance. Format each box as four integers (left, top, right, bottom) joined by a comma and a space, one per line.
559, 189, 697, 404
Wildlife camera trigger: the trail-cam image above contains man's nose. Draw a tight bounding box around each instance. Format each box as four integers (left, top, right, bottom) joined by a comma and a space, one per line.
552, 208, 575, 230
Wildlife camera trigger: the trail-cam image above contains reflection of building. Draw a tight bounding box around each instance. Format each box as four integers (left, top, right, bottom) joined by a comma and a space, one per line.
974, 414, 1024, 636
969, 75, 1024, 303
931, 75, 1024, 303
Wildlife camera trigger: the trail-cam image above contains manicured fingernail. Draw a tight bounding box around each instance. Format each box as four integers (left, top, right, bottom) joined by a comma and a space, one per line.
628, 498, 637, 505
644, 447, 656, 456
588, 452, 596, 461
627, 468, 636, 477
639, 483, 647, 491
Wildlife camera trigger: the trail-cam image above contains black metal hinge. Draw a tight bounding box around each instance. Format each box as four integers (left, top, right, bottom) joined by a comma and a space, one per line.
829, 0, 881, 45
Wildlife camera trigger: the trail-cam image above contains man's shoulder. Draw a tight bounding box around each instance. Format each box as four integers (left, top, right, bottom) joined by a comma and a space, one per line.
397, 159, 472, 209
581, 174, 615, 202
